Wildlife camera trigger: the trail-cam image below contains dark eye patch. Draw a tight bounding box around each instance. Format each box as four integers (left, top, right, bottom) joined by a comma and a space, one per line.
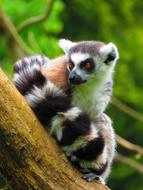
67, 57, 75, 71
69, 57, 74, 65
80, 58, 95, 72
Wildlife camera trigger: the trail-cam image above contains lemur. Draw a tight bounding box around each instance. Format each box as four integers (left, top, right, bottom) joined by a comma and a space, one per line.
13, 39, 119, 184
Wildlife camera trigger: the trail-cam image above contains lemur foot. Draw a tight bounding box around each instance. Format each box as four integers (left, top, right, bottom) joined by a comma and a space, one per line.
96, 113, 111, 124
82, 172, 99, 182
82, 171, 105, 184
66, 151, 77, 162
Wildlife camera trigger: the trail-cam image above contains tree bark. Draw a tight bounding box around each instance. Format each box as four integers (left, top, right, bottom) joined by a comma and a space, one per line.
0, 69, 111, 190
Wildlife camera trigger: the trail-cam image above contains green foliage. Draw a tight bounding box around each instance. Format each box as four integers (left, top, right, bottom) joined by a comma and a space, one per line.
0, 0, 143, 189
1, 0, 64, 76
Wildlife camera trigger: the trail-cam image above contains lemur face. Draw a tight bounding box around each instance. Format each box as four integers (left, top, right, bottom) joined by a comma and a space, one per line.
59, 39, 119, 85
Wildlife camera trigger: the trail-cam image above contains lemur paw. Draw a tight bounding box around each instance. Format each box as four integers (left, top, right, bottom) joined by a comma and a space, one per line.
82, 172, 99, 182
66, 151, 77, 162
96, 113, 111, 124
82, 172, 105, 184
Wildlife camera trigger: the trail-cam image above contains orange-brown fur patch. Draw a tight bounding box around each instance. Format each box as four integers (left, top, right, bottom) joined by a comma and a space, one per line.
41, 56, 69, 90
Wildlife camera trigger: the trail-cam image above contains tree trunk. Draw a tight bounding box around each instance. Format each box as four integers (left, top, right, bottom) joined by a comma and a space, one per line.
0, 69, 111, 190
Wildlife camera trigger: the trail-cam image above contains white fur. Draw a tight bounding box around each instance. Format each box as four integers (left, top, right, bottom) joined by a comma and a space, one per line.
58, 107, 82, 121
58, 39, 76, 54
90, 123, 98, 139
25, 81, 64, 107
96, 113, 116, 160
73, 66, 114, 119
25, 86, 43, 107
50, 115, 64, 141
13, 73, 20, 82
91, 68, 113, 117
63, 122, 98, 153
70, 52, 90, 65
15, 55, 49, 68
100, 43, 119, 63
29, 54, 50, 64
51, 108, 98, 149
63, 136, 89, 153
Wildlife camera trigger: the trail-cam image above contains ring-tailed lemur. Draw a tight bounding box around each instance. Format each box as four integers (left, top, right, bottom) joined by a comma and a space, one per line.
13, 39, 119, 184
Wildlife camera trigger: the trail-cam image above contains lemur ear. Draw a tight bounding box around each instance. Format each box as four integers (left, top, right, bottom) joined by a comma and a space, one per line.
58, 39, 76, 54
100, 43, 119, 65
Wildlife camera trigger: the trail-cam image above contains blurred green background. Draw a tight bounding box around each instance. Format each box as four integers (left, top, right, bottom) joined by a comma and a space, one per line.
0, 0, 143, 189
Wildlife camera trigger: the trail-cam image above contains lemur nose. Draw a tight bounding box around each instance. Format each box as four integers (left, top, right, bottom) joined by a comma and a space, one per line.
69, 72, 82, 85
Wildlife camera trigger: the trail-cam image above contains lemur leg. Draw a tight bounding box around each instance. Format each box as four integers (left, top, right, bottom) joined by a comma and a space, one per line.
50, 109, 108, 184
80, 114, 116, 183
95, 113, 116, 180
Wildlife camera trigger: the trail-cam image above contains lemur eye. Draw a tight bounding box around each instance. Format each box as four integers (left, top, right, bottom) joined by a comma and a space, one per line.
84, 63, 92, 70
80, 58, 94, 72
67, 62, 74, 71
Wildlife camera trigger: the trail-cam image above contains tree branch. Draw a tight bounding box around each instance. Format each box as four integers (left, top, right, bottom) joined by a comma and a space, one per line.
0, 68, 110, 190
116, 135, 143, 158
0, 8, 33, 58
112, 97, 143, 123
115, 153, 143, 174
17, 0, 55, 32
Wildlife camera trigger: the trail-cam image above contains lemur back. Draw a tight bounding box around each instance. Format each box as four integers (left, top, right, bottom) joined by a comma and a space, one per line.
13, 39, 118, 184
